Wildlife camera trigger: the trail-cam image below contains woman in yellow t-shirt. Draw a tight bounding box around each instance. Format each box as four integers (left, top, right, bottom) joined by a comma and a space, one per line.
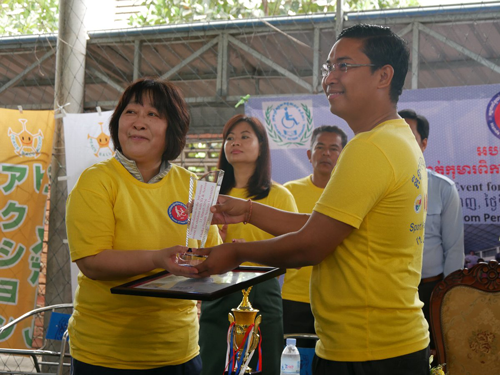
199, 115, 297, 375
66, 78, 220, 375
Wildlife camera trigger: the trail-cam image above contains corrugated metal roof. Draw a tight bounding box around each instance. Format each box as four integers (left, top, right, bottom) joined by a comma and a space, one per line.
0, 2, 499, 133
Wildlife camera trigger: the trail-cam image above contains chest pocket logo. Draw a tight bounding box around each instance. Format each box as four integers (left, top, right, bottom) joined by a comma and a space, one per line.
168, 202, 188, 224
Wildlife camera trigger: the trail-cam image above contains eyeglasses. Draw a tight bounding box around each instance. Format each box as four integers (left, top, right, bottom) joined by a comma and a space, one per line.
321, 63, 377, 77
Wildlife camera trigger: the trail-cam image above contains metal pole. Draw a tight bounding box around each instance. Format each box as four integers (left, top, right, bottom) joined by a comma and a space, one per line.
313, 27, 320, 93
335, 0, 344, 39
412, 22, 419, 89
133, 39, 141, 81
45, 0, 87, 372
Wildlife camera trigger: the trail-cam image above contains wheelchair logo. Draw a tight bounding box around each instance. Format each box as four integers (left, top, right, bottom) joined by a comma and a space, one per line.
265, 102, 313, 147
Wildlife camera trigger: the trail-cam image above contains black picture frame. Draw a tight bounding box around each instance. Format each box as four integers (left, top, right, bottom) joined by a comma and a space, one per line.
110, 266, 285, 301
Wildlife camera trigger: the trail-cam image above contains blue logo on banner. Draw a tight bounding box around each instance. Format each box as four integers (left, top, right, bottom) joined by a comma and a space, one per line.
265, 102, 313, 147
168, 202, 188, 224
486, 91, 500, 140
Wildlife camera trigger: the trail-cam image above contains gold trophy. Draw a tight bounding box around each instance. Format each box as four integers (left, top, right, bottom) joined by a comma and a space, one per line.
226, 287, 262, 375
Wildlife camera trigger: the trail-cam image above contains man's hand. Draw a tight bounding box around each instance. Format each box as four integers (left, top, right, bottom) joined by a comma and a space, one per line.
153, 246, 199, 277
211, 195, 249, 225
193, 243, 241, 278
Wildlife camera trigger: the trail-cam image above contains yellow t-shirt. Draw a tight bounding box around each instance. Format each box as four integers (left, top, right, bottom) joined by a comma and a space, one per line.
282, 175, 323, 303
226, 183, 298, 266
66, 158, 221, 369
312, 119, 429, 362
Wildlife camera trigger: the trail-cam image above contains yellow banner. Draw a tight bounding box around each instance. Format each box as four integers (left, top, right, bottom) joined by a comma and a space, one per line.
0, 109, 55, 348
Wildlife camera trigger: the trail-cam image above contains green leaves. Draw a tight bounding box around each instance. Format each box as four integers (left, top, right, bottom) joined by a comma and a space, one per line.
0, 0, 420, 35
0, 0, 59, 35
129, 0, 420, 27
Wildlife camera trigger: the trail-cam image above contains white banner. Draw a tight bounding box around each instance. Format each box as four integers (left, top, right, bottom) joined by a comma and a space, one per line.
63, 111, 115, 298
63, 111, 114, 193
246, 84, 500, 253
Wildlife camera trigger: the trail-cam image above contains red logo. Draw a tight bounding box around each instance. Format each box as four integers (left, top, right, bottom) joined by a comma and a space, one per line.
486, 91, 500, 139
168, 202, 188, 224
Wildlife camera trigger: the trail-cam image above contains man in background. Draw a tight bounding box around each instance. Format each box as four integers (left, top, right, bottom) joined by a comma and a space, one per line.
465, 250, 479, 268
399, 109, 464, 349
282, 125, 347, 341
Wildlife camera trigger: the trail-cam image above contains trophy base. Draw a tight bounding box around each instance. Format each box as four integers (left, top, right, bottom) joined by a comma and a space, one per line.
224, 371, 261, 375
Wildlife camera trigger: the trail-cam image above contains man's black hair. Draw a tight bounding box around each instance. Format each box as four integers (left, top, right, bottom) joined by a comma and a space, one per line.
398, 109, 430, 141
338, 24, 410, 103
310, 125, 348, 148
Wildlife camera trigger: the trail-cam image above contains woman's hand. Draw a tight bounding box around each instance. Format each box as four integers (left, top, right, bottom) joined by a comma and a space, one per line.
153, 246, 199, 277
76, 246, 197, 280
211, 195, 249, 225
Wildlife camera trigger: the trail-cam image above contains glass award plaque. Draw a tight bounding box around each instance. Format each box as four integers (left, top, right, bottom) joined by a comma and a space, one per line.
184, 169, 224, 248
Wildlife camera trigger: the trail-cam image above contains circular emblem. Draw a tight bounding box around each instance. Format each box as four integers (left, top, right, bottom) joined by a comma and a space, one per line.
414, 195, 422, 214
486, 91, 500, 140
265, 102, 313, 147
168, 202, 188, 224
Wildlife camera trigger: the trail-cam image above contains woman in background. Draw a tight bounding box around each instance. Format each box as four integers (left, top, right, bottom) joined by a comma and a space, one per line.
66, 78, 220, 375
199, 114, 297, 375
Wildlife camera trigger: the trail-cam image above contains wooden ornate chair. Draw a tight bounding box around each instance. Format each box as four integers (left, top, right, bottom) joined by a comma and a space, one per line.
429, 260, 500, 374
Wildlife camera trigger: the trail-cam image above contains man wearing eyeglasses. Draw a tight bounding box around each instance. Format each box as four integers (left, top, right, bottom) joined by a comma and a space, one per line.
190, 24, 430, 375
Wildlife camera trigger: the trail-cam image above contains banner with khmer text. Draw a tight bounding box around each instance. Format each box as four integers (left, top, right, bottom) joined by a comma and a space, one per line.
0, 109, 54, 348
63, 111, 114, 297
246, 84, 500, 254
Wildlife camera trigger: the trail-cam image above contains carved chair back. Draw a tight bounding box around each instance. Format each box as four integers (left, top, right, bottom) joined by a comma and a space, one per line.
429, 260, 500, 374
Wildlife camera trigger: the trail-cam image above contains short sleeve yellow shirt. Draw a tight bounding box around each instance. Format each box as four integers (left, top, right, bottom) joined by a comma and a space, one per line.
312, 119, 429, 362
66, 159, 221, 369
282, 175, 324, 303
226, 183, 298, 266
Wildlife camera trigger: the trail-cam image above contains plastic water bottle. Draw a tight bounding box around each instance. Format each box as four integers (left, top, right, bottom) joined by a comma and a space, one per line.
280, 338, 300, 374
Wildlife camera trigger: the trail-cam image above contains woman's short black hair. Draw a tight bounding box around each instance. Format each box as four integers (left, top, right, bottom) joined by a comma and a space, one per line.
109, 78, 190, 161
218, 114, 272, 200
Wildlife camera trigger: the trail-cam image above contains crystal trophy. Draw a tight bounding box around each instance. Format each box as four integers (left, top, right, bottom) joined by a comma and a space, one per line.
177, 169, 224, 266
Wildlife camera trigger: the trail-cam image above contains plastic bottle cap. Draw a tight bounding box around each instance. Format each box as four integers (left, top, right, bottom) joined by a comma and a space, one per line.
286, 338, 296, 346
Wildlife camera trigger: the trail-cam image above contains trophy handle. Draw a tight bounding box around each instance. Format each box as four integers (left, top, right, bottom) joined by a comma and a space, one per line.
249, 314, 262, 352
228, 312, 235, 325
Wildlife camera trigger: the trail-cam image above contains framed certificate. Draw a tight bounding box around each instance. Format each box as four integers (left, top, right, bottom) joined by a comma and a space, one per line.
110, 266, 285, 301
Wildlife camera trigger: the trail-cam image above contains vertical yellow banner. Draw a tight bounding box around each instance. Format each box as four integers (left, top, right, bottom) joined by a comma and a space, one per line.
0, 109, 55, 348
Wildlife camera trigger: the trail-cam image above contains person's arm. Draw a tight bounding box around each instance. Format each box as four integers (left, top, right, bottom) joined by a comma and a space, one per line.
67, 171, 194, 281
195, 211, 353, 277
75, 246, 192, 280
441, 184, 465, 276
211, 195, 310, 236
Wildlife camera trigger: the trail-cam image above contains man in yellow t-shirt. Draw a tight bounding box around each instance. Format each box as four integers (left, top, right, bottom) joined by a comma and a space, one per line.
282, 125, 347, 341
194, 24, 431, 375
